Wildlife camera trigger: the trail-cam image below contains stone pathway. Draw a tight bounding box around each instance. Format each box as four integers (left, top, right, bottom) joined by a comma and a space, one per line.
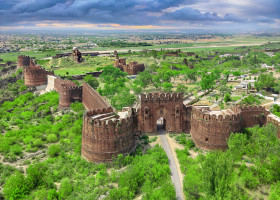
158, 126, 184, 200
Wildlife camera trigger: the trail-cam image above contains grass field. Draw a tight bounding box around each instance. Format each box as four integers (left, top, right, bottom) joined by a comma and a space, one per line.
1, 35, 279, 65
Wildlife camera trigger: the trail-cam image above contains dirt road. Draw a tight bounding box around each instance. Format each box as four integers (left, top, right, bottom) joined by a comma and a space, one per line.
158, 127, 184, 200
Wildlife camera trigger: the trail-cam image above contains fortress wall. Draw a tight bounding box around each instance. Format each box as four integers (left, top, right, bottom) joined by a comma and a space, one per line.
82, 107, 136, 162
241, 106, 269, 127
123, 63, 145, 75
267, 114, 280, 139
138, 92, 186, 133
54, 78, 82, 108
190, 108, 243, 150
19, 55, 55, 87
45, 75, 57, 92
190, 105, 270, 150
23, 66, 54, 86
18, 55, 31, 67
54, 78, 77, 93
82, 82, 110, 111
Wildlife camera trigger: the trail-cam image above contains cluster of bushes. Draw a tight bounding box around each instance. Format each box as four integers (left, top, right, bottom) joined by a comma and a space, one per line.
0, 91, 84, 162
109, 146, 176, 199
175, 124, 280, 199
240, 94, 264, 105
97, 65, 136, 110
97, 40, 152, 48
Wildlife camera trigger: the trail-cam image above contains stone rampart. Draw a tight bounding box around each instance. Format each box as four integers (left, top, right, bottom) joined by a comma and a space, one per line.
267, 114, 280, 139
19, 56, 55, 87
54, 78, 82, 108
82, 82, 110, 110
18, 55, 31, 67
138, 92, 186, 133
23, 65, 54, 87
190, 105, 270, 150
240, 106, 269, 127
114, 59, 145, 75
82, 107, 136, 162
190, 107, 243, 150
123, 62, 145, 75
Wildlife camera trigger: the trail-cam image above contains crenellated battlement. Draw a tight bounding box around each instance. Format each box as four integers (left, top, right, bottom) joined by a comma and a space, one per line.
86, 107, 114, 117
190, 105, 270, 150
54, 77, 83, 108
23, 66, 54, 75
240, 105, 267, 111
114, 58, 144, 75
82, 107, 136, 162
18, 55, 31, 67
22, 58, 54, 87
141, 92, 183, 102
61, 86, 82, 91
192, 107, 242, 122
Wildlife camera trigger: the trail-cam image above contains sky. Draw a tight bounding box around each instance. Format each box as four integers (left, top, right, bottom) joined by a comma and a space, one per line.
0, 0, 280, 32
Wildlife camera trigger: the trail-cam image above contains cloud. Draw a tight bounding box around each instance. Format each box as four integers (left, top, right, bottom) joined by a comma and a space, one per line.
0, 0, 279, 31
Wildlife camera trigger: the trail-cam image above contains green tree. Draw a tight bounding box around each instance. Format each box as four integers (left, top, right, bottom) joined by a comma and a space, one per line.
59, 178, 73, 199
163, 82, 173, 92
3, 171, 30, 199
83, 75, 99, 89
200, 73, 216, 92
111, 91, 136, 110
176, 84, 188, 94
48, 144, 61, 158
219, 80, 232, 97
134, 70, 153, 88
224, 93, 231, 103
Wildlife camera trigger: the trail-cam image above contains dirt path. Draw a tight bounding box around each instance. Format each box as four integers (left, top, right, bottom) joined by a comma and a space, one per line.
158, 128, 184, 200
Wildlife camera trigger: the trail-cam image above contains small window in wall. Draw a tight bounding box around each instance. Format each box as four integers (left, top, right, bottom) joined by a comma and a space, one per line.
205, 138, 208, 142
145, 110, 148, 114
160, 110, 163, 114
176, 110, 179, 114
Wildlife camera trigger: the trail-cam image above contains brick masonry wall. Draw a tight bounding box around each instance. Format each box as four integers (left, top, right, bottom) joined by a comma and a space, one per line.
267, 114, 280, 139
138, 93, 186, 133
190, 108, 243, 150
82, 107, 136, 162
18, 55, 31, 67
19, 56, 55, 87
54, 78, 82, 108
82, 82, 111, 110
190, 105, 270, 150
123, 62, 145, 75
241, 106, 269, 127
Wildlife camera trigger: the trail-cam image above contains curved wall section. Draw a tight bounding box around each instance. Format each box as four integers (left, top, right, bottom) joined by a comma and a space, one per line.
190, 108, 242, 150
81, 107, 136, 162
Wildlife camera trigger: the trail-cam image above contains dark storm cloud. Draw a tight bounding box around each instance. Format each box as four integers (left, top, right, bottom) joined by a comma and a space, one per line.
163, 7, 246, 22
1, 0, 187, 26
0, 0, 279, 29
244, 0, 280, 19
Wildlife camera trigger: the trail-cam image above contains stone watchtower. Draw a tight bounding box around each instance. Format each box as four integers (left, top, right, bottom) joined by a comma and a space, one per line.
19, 56, 55, 87
18, 55, 31, 67
72, 47, 83, 63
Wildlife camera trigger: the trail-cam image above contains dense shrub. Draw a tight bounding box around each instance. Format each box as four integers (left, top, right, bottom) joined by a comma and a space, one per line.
48, 144, 61, 158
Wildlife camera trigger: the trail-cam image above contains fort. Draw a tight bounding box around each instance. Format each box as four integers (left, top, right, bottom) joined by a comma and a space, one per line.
114, 58, 145, 75
18, 55, 55, 87
18, 55, 280, 162
72, 47, 83, 63
52, 52, 100, 59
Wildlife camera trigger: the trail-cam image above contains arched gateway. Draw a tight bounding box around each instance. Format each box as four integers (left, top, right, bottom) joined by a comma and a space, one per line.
138, 93, 191, 133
